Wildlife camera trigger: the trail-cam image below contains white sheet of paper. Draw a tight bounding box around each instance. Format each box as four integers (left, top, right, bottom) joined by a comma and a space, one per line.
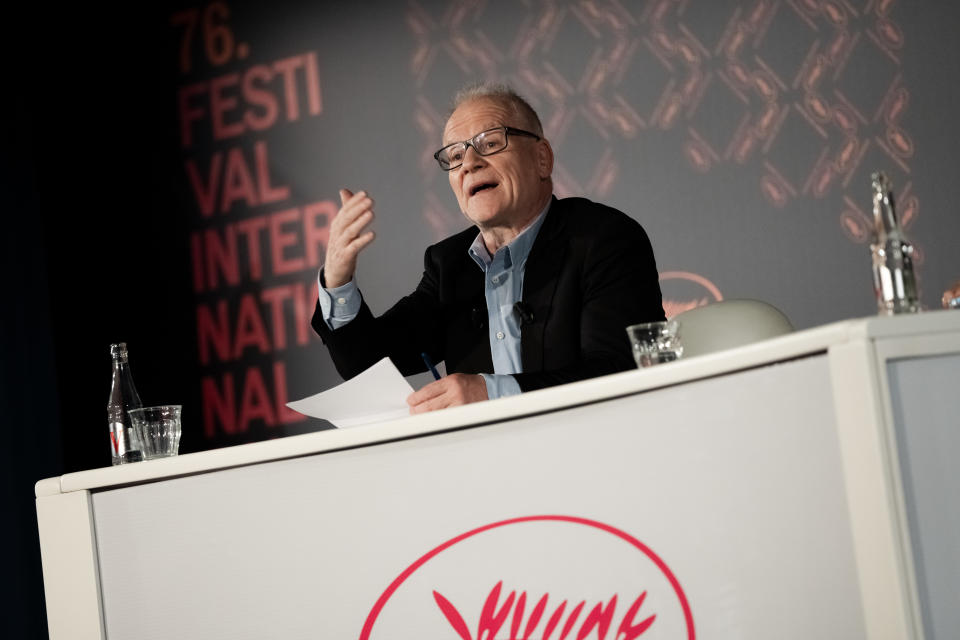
286, 357, 415, 428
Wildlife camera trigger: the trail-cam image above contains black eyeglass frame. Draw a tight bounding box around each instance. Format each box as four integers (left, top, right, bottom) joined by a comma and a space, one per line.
433, 126, 541, 171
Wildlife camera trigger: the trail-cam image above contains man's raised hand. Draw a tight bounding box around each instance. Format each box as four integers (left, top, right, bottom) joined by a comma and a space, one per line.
324, 188, 377, 288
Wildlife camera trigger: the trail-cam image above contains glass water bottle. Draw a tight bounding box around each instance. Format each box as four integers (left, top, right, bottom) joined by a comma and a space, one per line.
870, 172, 920, 315
107, 342, 144, 464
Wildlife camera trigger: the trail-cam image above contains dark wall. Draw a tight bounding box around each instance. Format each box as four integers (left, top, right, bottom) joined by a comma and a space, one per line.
7, 1, 960, 635
4, 4, 193, 635
3, 74, 61, 640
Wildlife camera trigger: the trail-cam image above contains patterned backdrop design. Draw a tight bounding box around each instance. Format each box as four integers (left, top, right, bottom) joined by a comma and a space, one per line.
408, 0, 918, 315
139, 0, 960, 447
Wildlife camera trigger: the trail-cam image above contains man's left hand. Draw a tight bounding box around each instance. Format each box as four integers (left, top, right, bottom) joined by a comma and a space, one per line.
407, 374, 488, 414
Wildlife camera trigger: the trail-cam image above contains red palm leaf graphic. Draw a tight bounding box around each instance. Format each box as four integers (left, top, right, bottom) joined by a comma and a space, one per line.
432, 590, 472, 640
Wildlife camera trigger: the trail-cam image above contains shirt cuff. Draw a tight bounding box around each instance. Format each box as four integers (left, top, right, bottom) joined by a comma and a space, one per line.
481, 373, 522, 400
317, 270, 361, 330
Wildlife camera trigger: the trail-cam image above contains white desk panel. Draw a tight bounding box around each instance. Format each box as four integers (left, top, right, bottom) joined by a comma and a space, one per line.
92, 355, 864, 639
887, 353, 960, 640
37, 311, 960, 639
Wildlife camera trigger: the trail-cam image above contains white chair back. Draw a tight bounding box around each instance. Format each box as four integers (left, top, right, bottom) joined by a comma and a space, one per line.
671, 299, 793, 358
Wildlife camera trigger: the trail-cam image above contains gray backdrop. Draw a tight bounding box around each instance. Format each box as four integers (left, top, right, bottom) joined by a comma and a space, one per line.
170, 0, 960, 445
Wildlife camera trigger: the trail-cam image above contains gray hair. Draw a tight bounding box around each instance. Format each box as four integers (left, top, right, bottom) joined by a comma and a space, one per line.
451, 82, 544, 137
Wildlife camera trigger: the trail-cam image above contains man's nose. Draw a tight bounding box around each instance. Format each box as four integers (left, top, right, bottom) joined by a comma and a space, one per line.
461, 144, 486, 171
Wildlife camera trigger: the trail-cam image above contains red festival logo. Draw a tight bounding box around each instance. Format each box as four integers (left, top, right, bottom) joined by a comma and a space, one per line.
360, 515, 695, 639
658, 271, 723, 318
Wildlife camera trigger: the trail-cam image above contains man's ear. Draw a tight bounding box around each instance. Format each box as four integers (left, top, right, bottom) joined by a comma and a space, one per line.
538, 139, 554, 179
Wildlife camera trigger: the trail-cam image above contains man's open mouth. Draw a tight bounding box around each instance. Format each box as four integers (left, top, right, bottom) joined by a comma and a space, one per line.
469, 182, 498, 196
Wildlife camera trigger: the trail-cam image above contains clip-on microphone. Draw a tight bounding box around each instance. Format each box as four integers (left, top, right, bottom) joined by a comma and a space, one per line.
514, 301, 535, 326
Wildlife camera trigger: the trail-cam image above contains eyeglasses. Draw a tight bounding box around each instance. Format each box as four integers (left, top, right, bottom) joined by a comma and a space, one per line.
434, 126, 541, 171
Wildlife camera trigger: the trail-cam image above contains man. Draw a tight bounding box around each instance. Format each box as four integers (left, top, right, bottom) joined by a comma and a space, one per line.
312, 83, 665, 414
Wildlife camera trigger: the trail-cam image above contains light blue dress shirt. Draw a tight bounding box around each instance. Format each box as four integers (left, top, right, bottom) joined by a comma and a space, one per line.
318, 202, 550, 400
465, 206, 548, 398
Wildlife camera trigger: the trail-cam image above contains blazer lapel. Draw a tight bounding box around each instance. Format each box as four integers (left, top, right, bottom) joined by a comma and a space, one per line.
520, 198, 567, 371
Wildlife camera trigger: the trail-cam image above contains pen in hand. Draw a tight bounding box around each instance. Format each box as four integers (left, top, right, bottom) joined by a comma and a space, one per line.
421, 352, 442, 381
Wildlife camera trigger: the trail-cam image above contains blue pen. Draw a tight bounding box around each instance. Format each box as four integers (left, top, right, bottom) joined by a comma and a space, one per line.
421, 352, 442, 380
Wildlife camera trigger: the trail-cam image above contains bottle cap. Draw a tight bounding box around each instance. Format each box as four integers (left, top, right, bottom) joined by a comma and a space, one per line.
110, 343, 129, 360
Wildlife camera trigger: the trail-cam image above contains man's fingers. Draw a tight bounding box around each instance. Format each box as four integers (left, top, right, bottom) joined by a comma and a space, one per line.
334, 231, 375, 265
338, 188, 352, 205
325, 189, 375, 288
407, 379, 446, 406
409, 389, 451, 414
330, 229, 374, 258
329, 189, 375, 255
342, 209, 374, 239
333, 193, 374, 230
406, 374, 488, 415
346, 230, 376, 253
332, 202, 374, 242
409, 400, 439, 415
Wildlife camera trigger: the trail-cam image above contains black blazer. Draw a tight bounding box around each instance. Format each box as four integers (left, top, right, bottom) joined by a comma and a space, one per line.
312, 196, 665, 392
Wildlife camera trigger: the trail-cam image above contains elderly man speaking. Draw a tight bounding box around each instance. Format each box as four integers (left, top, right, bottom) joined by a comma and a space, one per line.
312, 83, 665, 414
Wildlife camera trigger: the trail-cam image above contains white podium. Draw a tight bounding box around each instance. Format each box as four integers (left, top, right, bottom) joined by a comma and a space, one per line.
36, 312, 960, 639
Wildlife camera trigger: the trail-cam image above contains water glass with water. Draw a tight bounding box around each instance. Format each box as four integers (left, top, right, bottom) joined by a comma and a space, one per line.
626, 320, 683, 368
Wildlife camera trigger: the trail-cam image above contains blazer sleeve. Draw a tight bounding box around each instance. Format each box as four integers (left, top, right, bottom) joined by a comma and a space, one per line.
311, 247, 447, 380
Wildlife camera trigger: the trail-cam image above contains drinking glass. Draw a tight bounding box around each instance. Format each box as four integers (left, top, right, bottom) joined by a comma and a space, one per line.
129, 405, 182, 459
626, 321, 683, 368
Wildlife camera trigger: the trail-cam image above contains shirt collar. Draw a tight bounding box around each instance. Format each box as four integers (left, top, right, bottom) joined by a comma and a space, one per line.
468, 199, 551, 270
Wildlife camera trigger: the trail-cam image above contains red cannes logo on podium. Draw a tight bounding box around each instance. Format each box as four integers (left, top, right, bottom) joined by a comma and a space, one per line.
360, 515, 695, 639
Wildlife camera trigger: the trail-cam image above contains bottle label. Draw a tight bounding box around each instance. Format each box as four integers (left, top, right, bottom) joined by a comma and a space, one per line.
109, 419, 143, 464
